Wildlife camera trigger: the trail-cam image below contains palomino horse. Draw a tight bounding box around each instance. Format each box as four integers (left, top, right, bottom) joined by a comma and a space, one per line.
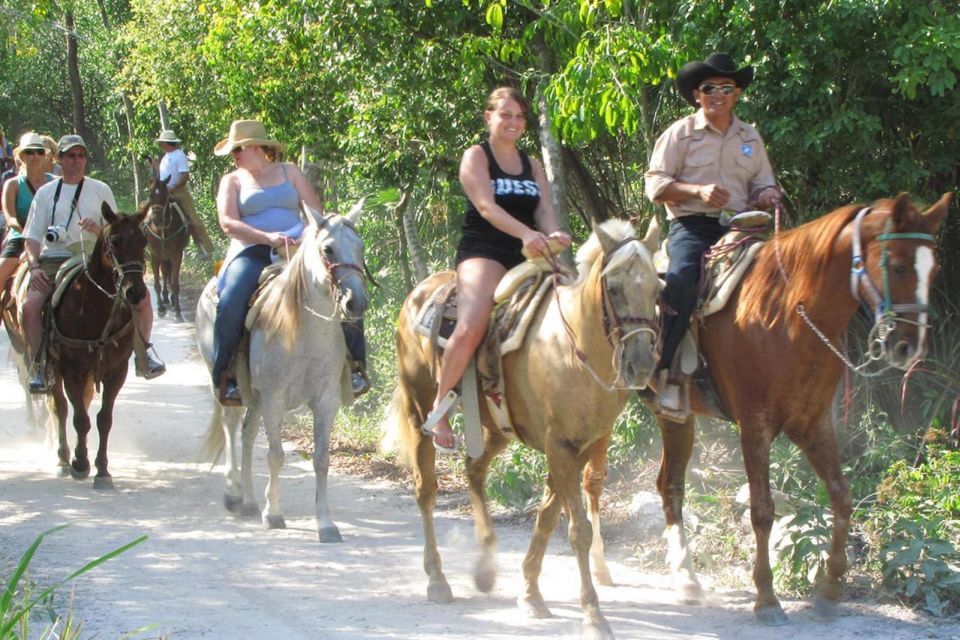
386, 220, 660, 639
616, 193, 949, 625
4, 204, 148, 489
143, 176, 190, 321
196, 202, 367, 542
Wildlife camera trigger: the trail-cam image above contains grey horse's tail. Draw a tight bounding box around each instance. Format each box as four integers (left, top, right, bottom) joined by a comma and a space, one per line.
196, 397, 224, 465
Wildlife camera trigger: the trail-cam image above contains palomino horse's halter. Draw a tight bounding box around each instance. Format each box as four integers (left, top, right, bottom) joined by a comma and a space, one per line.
848, 206, 936, 365
548, 238, 660, 391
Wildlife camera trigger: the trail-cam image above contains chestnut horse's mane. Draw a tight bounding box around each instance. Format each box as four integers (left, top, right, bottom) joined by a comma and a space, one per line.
736, 203, 870, 336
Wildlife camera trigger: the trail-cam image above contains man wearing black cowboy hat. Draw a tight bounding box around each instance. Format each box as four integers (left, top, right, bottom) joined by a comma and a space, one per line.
645, 52, 782, 421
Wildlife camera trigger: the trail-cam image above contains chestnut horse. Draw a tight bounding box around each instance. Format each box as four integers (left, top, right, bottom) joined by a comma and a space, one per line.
385, 220, 661, 639
143, 176, 189, 321
5, 204, 148, 489
594, 193, 949, 625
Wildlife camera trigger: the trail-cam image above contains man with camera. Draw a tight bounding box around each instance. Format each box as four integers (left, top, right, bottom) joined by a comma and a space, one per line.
21, 134, 165, 393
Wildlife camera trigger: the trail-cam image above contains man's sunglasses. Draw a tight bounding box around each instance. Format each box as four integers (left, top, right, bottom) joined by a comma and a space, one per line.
62, 151, 87, 159
697, 84, 738, 96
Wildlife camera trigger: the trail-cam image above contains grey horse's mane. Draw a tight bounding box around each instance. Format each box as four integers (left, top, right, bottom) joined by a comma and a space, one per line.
257, 223, 327, 351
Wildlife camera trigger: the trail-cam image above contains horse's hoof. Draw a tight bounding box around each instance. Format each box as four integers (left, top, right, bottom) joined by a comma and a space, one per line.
264, 514, 286, 529
93, 475, 115, 490
755, 604, 789, 626
518, 595, 552, 619
157, 307, 167, 318
427, 579, 453, 604
678, 580, 705, 605
175, 313, 184, 323
474, 565, 496, 593
593, 568, 615, 587
583, 615, 615, 640
238, 503, 260, 519
318, 526, 343, 543
56, 465, 71, 478
70, 464, 90, 480
224, 494, 243, 513
812, 594, 840, 620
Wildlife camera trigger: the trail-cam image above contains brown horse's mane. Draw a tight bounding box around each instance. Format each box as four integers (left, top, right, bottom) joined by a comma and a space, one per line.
737, 203, 869, 335
257, 229, 312, 351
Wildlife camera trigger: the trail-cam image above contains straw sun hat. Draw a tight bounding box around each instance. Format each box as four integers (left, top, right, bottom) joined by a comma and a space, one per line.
156, 129, 181, 144
213, 119, 284, 156
13, 132, 48, 159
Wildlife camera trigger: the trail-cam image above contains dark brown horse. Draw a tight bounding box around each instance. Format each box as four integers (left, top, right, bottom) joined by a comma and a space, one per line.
143, 176, 189, 321
7, 204, 148, 489
586, 193, 950, 625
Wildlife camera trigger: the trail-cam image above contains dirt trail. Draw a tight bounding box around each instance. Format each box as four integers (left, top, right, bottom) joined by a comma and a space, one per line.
1, 314, 957, 639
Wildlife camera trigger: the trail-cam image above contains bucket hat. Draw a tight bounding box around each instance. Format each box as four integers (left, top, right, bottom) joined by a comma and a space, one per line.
156, 129, 181, 144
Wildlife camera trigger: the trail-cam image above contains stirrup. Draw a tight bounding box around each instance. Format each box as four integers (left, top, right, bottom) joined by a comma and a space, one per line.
421, 390, 460, 454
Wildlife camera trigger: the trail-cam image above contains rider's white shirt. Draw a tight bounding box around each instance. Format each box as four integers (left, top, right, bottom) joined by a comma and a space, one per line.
159, 148, 190, 189
24, 177, 118, 260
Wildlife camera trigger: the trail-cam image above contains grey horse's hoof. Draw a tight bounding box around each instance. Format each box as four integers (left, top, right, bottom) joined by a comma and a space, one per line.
264, 514, 286, 529
56, 465, 71, 478
224, 494, 243, 513
239, 503, 260, 519
583, 616, 615, 640
755, 604, 789, 626
812, 594, 839, 620
93, 475, 115, 490
318, 526, 343, 543
427, 579, 453, 604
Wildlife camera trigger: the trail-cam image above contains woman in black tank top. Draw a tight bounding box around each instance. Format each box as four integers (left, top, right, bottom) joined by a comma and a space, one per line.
422, 87, 571, 453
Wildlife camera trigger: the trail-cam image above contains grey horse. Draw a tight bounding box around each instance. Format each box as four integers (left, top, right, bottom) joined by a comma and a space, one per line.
197, 201, 367, 542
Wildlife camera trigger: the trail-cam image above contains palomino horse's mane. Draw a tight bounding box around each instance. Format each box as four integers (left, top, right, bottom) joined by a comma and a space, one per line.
737, 202, 877, 335
574, 218, 641, 283
257, 224, 326, 351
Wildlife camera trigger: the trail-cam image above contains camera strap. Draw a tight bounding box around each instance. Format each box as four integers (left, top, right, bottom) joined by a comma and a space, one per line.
50, 177, 85, 230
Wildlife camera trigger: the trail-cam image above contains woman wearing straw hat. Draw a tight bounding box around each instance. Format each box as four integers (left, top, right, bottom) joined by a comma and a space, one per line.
210, 119, 369, 404
0, 133, 55, 296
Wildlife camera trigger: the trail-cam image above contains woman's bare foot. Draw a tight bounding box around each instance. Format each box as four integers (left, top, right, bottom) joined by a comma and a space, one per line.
430, 419, 456, 450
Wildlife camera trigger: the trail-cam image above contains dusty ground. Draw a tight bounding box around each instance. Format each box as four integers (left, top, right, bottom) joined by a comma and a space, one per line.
1, 306, 958, 639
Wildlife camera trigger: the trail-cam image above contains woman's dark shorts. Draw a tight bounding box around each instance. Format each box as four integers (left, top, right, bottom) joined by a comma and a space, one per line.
455, 235, 524, 270
0, 235, 24, 259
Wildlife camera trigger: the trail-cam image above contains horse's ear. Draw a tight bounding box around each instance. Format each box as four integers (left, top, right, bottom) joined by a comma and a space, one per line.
641, 217, 660, 255
891, 192, 912, 228
922, 192, 952, 229
593, 221, 617, 254
345, 196, 366, 225
101, 202, 118, 225
302, 203, 327, 228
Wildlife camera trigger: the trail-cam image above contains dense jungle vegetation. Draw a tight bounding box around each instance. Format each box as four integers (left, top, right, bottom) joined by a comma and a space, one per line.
1, 0, 958, 617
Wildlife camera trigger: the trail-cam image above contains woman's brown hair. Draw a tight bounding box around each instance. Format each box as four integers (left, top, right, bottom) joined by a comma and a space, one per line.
485, 86, 528, 117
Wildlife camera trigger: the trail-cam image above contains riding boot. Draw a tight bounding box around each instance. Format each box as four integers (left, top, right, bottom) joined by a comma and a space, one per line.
28, 352, 51, 394
134, 340, 167, 379
342, 320, 370, 397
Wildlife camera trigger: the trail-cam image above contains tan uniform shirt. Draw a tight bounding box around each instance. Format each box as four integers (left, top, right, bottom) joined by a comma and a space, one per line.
645, 111, 777, 219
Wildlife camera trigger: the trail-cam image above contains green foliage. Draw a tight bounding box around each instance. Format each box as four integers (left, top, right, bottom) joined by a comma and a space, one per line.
772, 506, 833, 595
876, 519, 960, 617
1, 525, 147, 639
487, 442, 547, 510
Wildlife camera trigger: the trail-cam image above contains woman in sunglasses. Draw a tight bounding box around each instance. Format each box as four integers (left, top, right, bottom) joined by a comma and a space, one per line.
644, 52, 782, 421
0, 133, 55, 298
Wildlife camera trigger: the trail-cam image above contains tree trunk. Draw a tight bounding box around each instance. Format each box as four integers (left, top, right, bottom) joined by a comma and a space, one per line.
393, 185, 421, 291
533, 35, 569, 236
65, 10, 92, 149
158, 99, 170, 130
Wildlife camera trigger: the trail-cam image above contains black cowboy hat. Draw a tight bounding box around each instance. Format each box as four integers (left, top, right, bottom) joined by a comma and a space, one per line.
676, 52, 754, 107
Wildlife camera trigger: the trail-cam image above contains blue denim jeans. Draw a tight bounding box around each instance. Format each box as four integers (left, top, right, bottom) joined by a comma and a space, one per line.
659, 215, 727, 372
212, 244, 272, 384
212, 244, 368, 384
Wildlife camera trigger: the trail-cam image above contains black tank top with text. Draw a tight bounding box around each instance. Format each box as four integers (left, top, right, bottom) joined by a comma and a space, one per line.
460, 142, 540, 254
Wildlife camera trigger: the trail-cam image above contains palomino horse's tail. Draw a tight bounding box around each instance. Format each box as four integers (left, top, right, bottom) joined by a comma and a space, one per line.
381, 383, 421, 470
196, 398, 225, 465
